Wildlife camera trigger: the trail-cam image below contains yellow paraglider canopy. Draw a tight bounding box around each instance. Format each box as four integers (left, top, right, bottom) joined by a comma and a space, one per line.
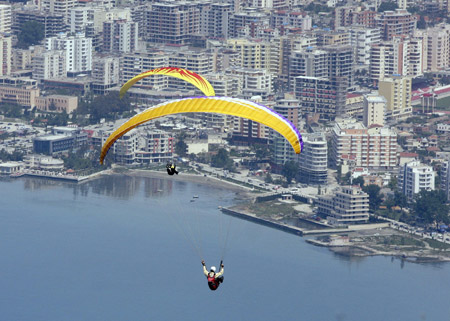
119, 67, 215, 98
99, 96, 303, 164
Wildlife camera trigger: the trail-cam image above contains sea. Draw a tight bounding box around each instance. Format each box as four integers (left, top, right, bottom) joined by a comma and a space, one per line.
1, 175, 449, 321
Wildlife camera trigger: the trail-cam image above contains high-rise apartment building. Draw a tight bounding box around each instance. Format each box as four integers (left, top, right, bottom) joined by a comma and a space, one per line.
346, 26, 381, 66
228, 10, 270, 38
298, 132, 328, 185
0, 35, 11, 76
204, 3, 232, 38
331, 119, 398, 169
32, 50, 66, 80
92, 56, 120, 94
121, 52, 169, 90
271, 99, 300, 166
370, 36, 424, 82
270, 10, 312, 31
415, 24, 450, 72
376, 9, 416, 41
0, 4, 12, 33
227, 38, 272, 71
440, 159, 450, 201
334, 6, 376, 29
42, 0, 77, 24
398, 160, 435, 200
294, 76, 347, 120
102, 19, 138, 53
13, 10, 65, 37
145, 2, 202, 44
378, 75, 412, 120
316, 186, 370, 225
363, 94, 386, 127
46, 33, 92, 74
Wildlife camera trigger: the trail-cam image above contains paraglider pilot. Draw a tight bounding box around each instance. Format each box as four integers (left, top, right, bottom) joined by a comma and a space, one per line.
202, 260, 224, 291
166, 162, 178, 175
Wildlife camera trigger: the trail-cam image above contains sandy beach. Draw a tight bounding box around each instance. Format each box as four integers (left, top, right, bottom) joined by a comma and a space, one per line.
121, 169, 255, 198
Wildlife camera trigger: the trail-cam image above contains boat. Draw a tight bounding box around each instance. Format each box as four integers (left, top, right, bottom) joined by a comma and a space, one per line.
193, 195, 199, 198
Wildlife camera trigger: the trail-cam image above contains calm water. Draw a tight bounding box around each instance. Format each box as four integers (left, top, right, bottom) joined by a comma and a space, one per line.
1, 175, 450, 321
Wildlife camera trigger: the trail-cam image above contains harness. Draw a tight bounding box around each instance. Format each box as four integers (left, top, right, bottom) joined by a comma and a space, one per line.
207, 274, 219, 290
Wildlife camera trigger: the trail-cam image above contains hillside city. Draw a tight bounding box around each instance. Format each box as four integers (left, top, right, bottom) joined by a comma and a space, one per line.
1, 0, 450, 246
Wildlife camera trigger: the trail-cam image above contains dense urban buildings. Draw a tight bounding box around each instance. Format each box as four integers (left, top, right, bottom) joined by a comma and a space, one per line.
398, 160, 435, 200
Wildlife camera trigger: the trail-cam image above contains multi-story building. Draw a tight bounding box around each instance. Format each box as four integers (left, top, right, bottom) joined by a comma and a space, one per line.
12, 49, 33, 71
376, 9, 416, 41
378, 75, 412, 120
35, 95, 77, 113
0, 4, 12, 33
41, 0, 77, 24
0, 77, 39, 108
145, 2, 202, 44
33, 135, 75, 155
298, 132, 328, 185
135, 131, 174, 164
120, 51, 169, 91
32, 50, 66, 80
294, 76, 347, 120
314, 29, 350, 47
316, 186, 370, 225
415, 24, 450, 72
330, 119, 398, 169
363, 93, 386, 127
204, 3, 232, 38
270, 10, 312, 31
370, 36, 424, 82
346, 26, 381, 66
0, 35, 11, 76
226, 68, 272, 98
13, 9, 65, 38
46, 33, 92, 74
92, 56, 120, 94
271, 99, 300, 166
334, 6, 376, 29
227, 38, 272, 71
228, 9, 270, 38
440, 159, 450, 201
398, 160, 435, 200
289, 45, 354, 89
102, 19, 138, 54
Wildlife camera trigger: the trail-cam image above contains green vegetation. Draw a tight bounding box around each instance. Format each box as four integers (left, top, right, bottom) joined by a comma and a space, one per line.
281, 160, 298, 184
61, 146, 107, 173
362, 184, 383, 212
17, 21, 45, 49
435, 96, 450, 110
377, 1, 398, 12
425, 239, 450, 250
0, 149, 24, 162
77, 93, 134, 124
412, 190, 450, 226
0, 103, 23, 118
211, 148, 235, 171
175, 132, 188, 156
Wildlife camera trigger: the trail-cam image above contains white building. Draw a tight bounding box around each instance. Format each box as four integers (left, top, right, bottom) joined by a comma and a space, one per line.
32, 50, 66, 80
298, 132, 328, 185
345, 26, 381, 66
331, 119, 398, 169
0, 4, 12, 33
316, 186, 370, 225
102, 19, 138, 53
46, 33, 92, 74
363, 93, 386, 127
398, 160, 435, 200
92, 56, 120, 93
0, 35, 12, 76
440, 159, 450, 201
42, 0, 77, 24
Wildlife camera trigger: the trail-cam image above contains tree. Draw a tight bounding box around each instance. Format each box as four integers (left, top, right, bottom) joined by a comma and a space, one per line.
388, 177, 398, 190
412, 190, 450, 226
353, 176, 364, 187
281, 160, 298, 184
211, 148, 234, 170
17, 21, 45, 49
265, 173, 273, 183
175, 132, 188, 157
377, 1, 398, 12
362, 184, 383, 211
393, 191, 408, 209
